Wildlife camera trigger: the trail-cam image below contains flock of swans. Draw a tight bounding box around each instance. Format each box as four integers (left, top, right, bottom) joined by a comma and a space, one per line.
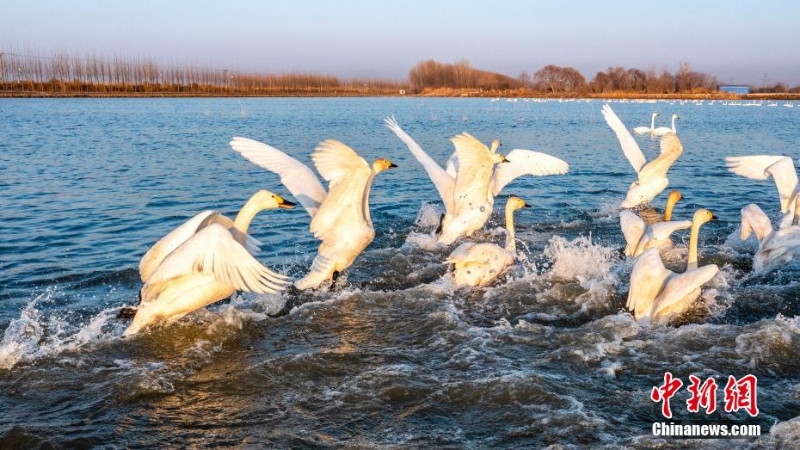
121, 105, 798, 335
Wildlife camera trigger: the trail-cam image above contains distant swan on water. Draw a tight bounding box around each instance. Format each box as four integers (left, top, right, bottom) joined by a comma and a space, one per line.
385, 116, 568, 245
653, 114, 680, 136
230, 137, 397, 290
633, 112, 659, 134
620, 190, 690, 257
446, 196, 529, 286
627, 209, 718, 325
602, 104, 684, 208
126, 190, 295, 336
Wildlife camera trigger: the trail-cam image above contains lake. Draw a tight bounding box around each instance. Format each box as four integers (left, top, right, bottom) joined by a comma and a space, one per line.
1, 97, 799, 448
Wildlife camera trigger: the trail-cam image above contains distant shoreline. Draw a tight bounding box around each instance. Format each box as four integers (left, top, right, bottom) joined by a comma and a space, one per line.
2, 91, 800, 101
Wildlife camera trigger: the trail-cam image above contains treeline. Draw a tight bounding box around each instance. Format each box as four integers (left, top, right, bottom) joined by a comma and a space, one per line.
0, 50, 407, 96
2, 49, 799, 97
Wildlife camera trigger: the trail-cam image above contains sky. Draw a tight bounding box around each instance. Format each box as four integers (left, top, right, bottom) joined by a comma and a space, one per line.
2, 0, 799, 86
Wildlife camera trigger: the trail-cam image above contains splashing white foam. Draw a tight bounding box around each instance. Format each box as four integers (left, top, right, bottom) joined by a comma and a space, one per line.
415, 202, 443, 229
542, 235, 619, 288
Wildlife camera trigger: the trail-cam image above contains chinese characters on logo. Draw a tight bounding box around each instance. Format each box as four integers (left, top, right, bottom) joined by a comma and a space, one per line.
651, 372, 758, 418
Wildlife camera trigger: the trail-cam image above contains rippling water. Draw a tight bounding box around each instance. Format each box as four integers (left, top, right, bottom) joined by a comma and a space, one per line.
2, 97, 800, 448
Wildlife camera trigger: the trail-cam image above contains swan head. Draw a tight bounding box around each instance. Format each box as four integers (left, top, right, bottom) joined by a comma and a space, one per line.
489, 139, 501, 153
491, 153, 510, 164
672, 114, 680, 120
251, 190, 297, 209
652, 112, 660, 117
692, 209, 717, 226
667, 189, 683, 205
506, 196, 530, 213
372, 158, 398, 174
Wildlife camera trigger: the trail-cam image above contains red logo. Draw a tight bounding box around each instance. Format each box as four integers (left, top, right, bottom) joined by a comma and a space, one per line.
652, 373, 758, 418
686, 375, 718, 414
651, 372, 683, 419
724, 375, 759, 417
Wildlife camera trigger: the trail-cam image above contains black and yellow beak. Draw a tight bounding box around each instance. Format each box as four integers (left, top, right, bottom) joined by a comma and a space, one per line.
522, 202, 531, 208
501, 155, 511, 164
710, 213, 718, 220
389, 162, 398, 168
277, 196, 296, 209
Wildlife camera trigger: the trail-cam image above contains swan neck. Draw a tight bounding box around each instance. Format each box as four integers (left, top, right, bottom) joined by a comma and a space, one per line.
504, 207, 517, 253
362, 170, 378, 226
687, 217, 702, 271
233, 197, 263, 233
664, 197, 677, 221
650, 114, 656, 130
671, 116, 677, 131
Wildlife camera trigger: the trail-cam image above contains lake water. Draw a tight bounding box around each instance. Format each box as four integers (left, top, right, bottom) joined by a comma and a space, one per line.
1, 97, 800, 448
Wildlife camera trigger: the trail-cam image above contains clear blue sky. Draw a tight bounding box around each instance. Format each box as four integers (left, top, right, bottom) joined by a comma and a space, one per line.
2, 0, 799, 85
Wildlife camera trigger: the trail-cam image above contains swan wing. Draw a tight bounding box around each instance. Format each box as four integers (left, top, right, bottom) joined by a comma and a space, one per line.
725, 155, 798, 212
309, 140, 373, 242
446, 242, 478, 264
619, 210, 646, 256
139, 210, 217, 283
444, 152, 458, 179
385, 117, 455, 213
648, 220, 692, 240
651, 264, 719, 319
601, 103, 646, 173
230, 137, 327, 217
627, 248, 672, 318
741, 204, 773, 241
451, 132, 496, 209
636, 133, 683, 182
146, 224, 291, 294
490, 149, 569, 196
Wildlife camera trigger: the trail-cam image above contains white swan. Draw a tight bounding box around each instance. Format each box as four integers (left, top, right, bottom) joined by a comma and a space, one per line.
653, 114, 680, 136
385, 116, 568, 245
602, 104, 684, 208
740, 201, 800, 273
229, 137, 397, 290
627, 209, 719, 325
725, 155, 799, 228
446, 196, 529, 286
126, 190, 295, 336
633, 112, 659, 134
620, 190, 690, 257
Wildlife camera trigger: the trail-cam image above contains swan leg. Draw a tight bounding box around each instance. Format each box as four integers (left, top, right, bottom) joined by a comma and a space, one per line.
435, 213, 445, 235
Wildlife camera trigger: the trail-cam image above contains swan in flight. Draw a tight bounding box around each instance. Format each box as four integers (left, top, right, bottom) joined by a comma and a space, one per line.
620, 190, 690, 257
653, 114, 680, 136
126, 190, 295, 336
230, 137, 397, 290
446, 196, 529, 286
602, 104, 684, 209
384, 116, 568, 245
740, 201, 800, 273
627, 209, 718, 325
633, 112, 659, 134
725, 155, 799, 228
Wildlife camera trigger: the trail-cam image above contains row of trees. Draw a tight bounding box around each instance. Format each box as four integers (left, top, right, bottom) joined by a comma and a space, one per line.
0, 50, 406, 95
519, 62, 720, 94
2, 49, 798, 96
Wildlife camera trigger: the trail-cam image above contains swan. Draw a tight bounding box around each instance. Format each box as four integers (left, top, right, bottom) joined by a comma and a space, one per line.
725, 155, 799, 228
125, 190, 295, 336
633, 112, 659, 134
602, 104, 684, 208
740, 200, 800, 273
384, 116, 568, 245
446, 196, 529, 286
229, 137, 397, 290
627, 209, 718, 325
653, 114, 680, 136
620, 190, 691, 257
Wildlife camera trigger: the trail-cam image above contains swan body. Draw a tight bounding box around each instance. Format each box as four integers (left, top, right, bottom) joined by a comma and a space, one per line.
633, 112, 659, 134
725, 155, 799, 227
125, 190, 295, 336
602, 104, 684, 209
620, 190, 690, 257
446, 196, 529, 286
653, 114, 680, 136
741, 201, 800, 273
385, 116, 568, 245
627, 209, 718, 325
230, 137, 396, 290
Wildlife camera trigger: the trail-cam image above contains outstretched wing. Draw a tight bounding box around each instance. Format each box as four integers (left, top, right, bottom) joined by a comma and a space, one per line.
139, 210, 216, 283
725, 155, 798, 212
309, 140, 373, 242
146, 224, 291, 294
230, 137, 327, 217
741, 203, 773, 241
651, 264, 719, 320
385, 116, 456, 213
451, 132, 496, 212
490, 149, 569, 196
627, 248, 672, 319
619, 210, 646, 257
637, 133, 683, 182
602, 103, 646, 173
